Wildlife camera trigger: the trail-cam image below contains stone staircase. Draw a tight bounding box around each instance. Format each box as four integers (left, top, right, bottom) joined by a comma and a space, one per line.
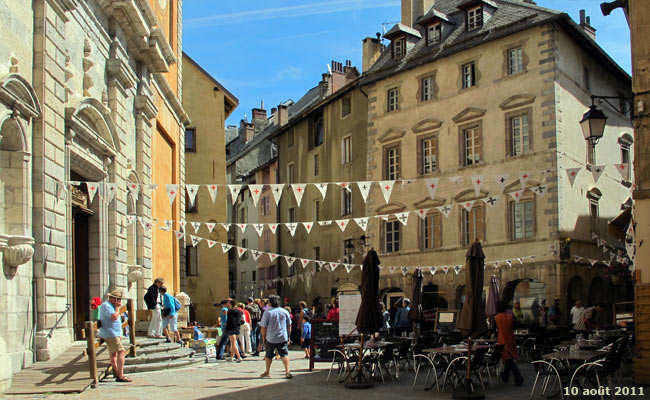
122, 337, 205, 374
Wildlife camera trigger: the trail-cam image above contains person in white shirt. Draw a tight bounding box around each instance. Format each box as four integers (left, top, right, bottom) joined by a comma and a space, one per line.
570, 300, 585, 329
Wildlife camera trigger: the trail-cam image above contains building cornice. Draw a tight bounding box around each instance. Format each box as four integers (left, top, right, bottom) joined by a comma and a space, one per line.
152, 73, 190, 125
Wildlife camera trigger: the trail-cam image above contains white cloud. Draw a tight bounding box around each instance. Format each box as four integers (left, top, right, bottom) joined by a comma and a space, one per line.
273, 65, 303, 82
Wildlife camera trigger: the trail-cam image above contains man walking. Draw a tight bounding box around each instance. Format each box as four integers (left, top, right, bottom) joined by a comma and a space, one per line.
570, 300, 585, 330
259, 295, 292, 379
216, 299, 230, 360
245, 297, 261, 356
144, 277, 165, 338
99, 289, 131, 382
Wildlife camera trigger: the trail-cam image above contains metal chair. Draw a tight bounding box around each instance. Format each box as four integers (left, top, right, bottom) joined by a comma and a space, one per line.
327, 349, 348, 382
413, 352, 439, 391
483, 344, 504, 387
529, 359, 570, 400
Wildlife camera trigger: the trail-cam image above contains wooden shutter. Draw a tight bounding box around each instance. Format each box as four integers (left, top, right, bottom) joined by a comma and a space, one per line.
434, 212, 443, 248
476, 205, 486, 242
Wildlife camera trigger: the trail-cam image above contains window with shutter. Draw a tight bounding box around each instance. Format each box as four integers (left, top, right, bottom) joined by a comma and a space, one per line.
461, 204, 485, 245
421, 211, 442, 249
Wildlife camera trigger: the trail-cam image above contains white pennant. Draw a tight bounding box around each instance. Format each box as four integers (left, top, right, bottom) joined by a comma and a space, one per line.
206, 184, 219, 203
286, 223, 298, 237
309, 268, 317, 277
471, 176, 484, 197
448, 176, 463, 184
509, 190, 524, 203
354, 217, 369, 231
317, 260, 326, 269
186, 185, 200, 208
318, 220, 332, 226
249, 184, 264, 207
519, 172, 531, 189
430, 266, 439, 275
591, 165, 606, 183
86, 182, 99, 204
566, 167, 581, 187
395, 212, 409, 226
442, 266, 450, 274
105, 183, 118, 204
285, 256, 296, 267
268, 253, 279, 262
126, 215, 136, 226
401, 266, 409, 276
221, 243, 233, 253
533, 185, 547, 196
128, 183, 140, 199
238, 223, 247, 234
437, 204, 453, 218
379, 181, 395, 203
300, 259, 310, 269
496, 174, 509, 193
252, 250, 262, 261
454, 265, 462, 275
228, 185, 242, 204
338, 182, 351, 192
190, 235, 201, 247
345, 264, 355, 274
329, 262, 339, 271
163, 219, 172, 231
336, 219, 349, 232
166, 184, 179, 205
461, 200, 475, 212
174, 231, 184, 241
207, 239, 217, 248
356, 182, 372, 203
237, 247, 247, 259
314, 183, 328, 201
220, 223, 231, 232
268, 223, 278, 234
205, 222, 216, 233
483, 196, 498, 208
614, 163, 629, 180
145, 184, 159, 193
291, 184, 307, 206
416, 209, 428, 220
191, 221, 201, 233
423, 178, 439, 200
253, 224, 264, 237
388, 266, 397, 274
179, 220, 186, 231
302, 222, 314, 234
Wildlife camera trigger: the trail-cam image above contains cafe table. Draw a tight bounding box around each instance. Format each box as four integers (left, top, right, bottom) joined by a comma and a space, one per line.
543, 349, 606, 363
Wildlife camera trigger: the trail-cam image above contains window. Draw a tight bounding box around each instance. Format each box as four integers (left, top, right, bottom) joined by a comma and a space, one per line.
462, 125, 482, 166
466, 6, 483, 31
620, 141, 631, 180
313, 200, 320, 221
288, 129, 295, 148
261, 196, 270, 216
421, 76, 434, 101
268, 265, 277, 288
507, 47, 523, 75
313, 247, 321, 261
462, 62, 476, 89
313, 154, 319, 176
342, 189, 352, 216
287, 163, 294, 184
511, 200, 534, 240
384, 221, 401, 253
185, 246, 199, 276
587, 142, 596, 165
311, 112, 324, 148
387, 87, 399, 112
427, 23, 441, 45
583, 66, 591, 91
289, 207, 296, 223
419, 136, 438, 175
461, 204, 485, 245
185, 190, 198, 213
288, 253, 296, 276
421, 212, 442, 249
509, 113, 530, 156
384, 145, 400, 180
252, 270, 257, 282
185, 128, 196, 152
342, 136, 352, 164
393, 37, 406, 58
341, 97, 351, 117
588, 189, 602, 234
263, 231, 271, 252
241, 239, 248, 260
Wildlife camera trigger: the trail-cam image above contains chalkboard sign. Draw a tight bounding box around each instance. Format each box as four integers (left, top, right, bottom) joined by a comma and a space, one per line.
434, 310, 458, 333
309, 318, 339, 371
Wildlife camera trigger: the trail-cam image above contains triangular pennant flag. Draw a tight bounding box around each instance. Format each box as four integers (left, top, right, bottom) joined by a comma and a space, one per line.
191, 222, 201, 233
338, 182, 351, 192
207, 239, 217, 248
430, 266, 439, 275
483, 196, 498, 208
437, 204, 453, 218
461, 200, 475, 212
519, 172, 531, 189
302, 222, 314, 234
285, 256, 296, 267
309, 268, 317, 277
330, 263, 339, 271
317, 260, 326, 269
286, 223, 298, 237
590, 259, 599, 267
318, 220, 332, 226
185, 184, 200, 208
533, 185, 547, 196
471, 176, 484, 197
253, 224, 264, 237
574, 255, 583, 263
354, 217, 369, 231
314, 183, 328, 201
442, 266, 450, 274
614, 163, 629, 180
105, 183, 118, 204
591, 232, 599, 240
249, 184, 264, 207
238, 223, 247, 234
300, 258, 310, 269
566, 167, 581, 187
228, 184, 243, 205
377, 265, 383, 272
401, 266, 409, 276
268, 253, 279, 262
506, 260, 512, 268
206, 184, 219, 203
345, 264, 355, 274
221, 243, 233, 253
356, 182, 372, 203
174, 231, 184, 241
177, 220, 185, 232
496, 174, 509, 193
251, 250, 262, 261
205, 222, 216, 233
220, 223, 231, 232
291, 184, 307, 206
591, 165, 606, 183
86, 182, 99, 203
379, 181, 395, 203
128, 183, 140, 199
415, 208, 428, 220
336, 219, 349, 232
166, 184, 179, 205
190, 235, 201, 247
268, 223, 278, 234
138, 217, 148, 229
395, 212, 409, 226
237, 247, 247, 259
509, 190, 524, 203
454, 265, 462, 275
424, 178, 439, 200
126, 215, 136, 226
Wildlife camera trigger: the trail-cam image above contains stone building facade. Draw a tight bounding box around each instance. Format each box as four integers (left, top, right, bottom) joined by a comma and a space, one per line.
361, 0, 632, 318
0, 0, 186, 391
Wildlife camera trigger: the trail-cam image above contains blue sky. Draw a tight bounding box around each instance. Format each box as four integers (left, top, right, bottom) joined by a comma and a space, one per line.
182, 0, 631, 127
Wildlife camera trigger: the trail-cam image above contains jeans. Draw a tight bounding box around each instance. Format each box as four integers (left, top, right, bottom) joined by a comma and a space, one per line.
501, 359, 524, 384
217, 332, 241, 358
250, 325, 260, 351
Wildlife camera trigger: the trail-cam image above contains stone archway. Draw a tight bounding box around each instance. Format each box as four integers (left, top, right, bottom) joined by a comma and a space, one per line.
567, 276, 585, 310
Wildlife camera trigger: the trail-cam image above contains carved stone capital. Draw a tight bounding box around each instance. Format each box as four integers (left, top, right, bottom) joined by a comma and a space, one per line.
0, 235, 35, 268
127, 264, 143, 284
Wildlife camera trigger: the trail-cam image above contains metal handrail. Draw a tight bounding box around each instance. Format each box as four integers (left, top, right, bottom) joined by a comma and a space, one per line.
47, 303, 71, 339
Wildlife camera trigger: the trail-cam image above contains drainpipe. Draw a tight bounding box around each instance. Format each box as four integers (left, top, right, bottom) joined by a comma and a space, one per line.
32, 279, 37, 363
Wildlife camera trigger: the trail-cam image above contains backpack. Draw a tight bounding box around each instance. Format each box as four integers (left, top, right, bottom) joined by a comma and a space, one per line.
173, 297, 181, 311
246, 304, 261, 323
303, 308, 313, 319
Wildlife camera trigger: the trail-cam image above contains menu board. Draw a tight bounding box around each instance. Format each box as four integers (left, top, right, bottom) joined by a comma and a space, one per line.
338, 294, 361, 337
309, 319, 339, 371
434, 311, 458, 332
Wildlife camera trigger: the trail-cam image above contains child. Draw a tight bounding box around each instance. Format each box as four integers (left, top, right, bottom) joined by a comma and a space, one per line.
301, 315, 311, 359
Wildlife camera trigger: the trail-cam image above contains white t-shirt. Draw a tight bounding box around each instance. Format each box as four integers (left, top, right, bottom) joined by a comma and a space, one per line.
570, 306, 585, 325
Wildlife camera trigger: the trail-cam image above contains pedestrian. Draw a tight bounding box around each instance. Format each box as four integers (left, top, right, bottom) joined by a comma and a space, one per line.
216, 299, 230, 360
144, 277, 165, 339
570, 300, 585, 330
301, 314, 311, 359
225, 299, 243, 362
99, 289, 131, 382
538, 300, 548, 326
259, 294, 293, 379
245, 297, 261, 356
298, 301, 310, 337
495, 300, 524, 386
394, 298, 411, 336
237, 303, 252, 357
512, 301, 524, 323
327, 299, 339, 321
379, 302, 390, 333
160, 286, 182, 345
574, 303, 606, 333
548, 298, 562, 325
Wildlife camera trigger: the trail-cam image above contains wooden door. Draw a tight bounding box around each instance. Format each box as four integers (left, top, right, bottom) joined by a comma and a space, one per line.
72, 209, 90, 340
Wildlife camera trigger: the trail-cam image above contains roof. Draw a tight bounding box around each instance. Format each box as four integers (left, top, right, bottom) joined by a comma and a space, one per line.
362, 0, 630, 87
384, 23, 423, 40
182, 52, 239, 117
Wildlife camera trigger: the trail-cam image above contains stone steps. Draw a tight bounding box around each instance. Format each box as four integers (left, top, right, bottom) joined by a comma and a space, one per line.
119, 337, 203, 375
136, 342, 182, 355
125, 348, 196, 365
123, 357, 205, 374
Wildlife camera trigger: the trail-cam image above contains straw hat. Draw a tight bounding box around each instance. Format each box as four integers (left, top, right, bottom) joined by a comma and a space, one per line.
108, 289, 127, 300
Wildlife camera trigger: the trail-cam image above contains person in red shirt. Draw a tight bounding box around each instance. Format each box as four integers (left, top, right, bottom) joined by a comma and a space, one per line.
237, 303, 252, 357
495, 300, 524, 386
327, 299, 339, 321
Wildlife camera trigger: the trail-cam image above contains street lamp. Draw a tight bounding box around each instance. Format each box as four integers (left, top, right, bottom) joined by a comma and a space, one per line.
580, 95, 632, 149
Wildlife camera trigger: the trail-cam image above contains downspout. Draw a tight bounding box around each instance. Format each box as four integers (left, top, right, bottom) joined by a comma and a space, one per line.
31, 279, 37, 363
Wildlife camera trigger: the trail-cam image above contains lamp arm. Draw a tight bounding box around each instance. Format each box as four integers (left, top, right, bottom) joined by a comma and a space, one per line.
592, 95, 633, 116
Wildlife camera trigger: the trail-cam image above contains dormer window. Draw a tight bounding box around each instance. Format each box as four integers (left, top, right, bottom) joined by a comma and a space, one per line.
427, 23, 442, 45
393, 37, 406, 58
466, 6, 483, 31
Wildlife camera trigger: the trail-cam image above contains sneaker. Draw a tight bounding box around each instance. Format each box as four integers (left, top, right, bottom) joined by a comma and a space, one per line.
235, 358, 242, 363
252, 352, 259, 356
178, 339, 185, 346
165, 338, 171, 343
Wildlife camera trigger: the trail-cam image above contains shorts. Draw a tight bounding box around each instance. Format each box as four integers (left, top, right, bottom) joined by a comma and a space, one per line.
225, 329, 240, 336
104, 336, 125, 354
301, 339, 311, 349
163, 313, 178, 332
265, 341, 289, 359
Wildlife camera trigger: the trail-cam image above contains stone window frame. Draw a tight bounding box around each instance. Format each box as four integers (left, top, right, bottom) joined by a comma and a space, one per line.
461, 61, 477, 89
341, 188, 352, 216
341, 96, 352, 118
505, 107, 533, 158
618, 133, 633, 180
313, 153, 319, 176
416, 69, 438, 103
420, 209, 443, 250
381, 219, 401, 254
383, 143, 401, 180
500, 40, 529, 78
507, 195, 536, 241
458, 120, 483, 167
417, 133, 439, 176
341, 135, 352, 164
287, 162, 295, 184
587, 188, 602, 235
387, 86, 400, 112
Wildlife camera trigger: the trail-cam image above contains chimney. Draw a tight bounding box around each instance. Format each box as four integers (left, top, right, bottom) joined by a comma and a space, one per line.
402, 0, 435, 28
239, 120, 254, 144
319, 73, 331, 98
330, 60, 347, 93
578, 9, 597, 40
362, 36, 382, 73
277, 104, 289, 126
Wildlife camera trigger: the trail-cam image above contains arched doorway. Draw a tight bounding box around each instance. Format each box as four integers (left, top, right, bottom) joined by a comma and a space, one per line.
502, 278, 546, 323
567, 276, 584, 311
379, 287, 406, 325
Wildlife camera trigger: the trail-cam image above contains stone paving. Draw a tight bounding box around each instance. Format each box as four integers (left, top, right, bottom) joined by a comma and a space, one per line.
3, 350, 642, 400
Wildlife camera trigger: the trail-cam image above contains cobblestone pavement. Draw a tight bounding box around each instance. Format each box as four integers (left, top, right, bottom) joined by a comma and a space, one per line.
5, 350, 642, 400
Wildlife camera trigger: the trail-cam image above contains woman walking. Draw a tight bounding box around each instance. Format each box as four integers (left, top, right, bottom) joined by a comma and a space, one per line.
495, 300, 524, 386
225, 299, 243, 362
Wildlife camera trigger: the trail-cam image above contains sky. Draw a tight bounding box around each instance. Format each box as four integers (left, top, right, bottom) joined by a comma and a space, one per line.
181, 0, 632, 127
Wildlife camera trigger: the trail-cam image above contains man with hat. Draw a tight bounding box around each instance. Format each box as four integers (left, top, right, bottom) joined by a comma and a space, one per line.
99, 289, 131, 382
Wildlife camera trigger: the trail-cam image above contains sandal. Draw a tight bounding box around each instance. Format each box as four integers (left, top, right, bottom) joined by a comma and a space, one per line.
260, 371, 270, 378
285, 372, 293, 379
116, 376, 132, 383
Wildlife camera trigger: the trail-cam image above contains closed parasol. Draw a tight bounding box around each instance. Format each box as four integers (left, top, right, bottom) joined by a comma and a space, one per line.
355, 249, 383, 334
408, 267, 424, 333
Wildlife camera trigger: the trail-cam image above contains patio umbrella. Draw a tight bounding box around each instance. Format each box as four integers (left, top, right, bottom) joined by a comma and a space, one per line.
408, 267, 424, 336
485, 275, 500, 330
